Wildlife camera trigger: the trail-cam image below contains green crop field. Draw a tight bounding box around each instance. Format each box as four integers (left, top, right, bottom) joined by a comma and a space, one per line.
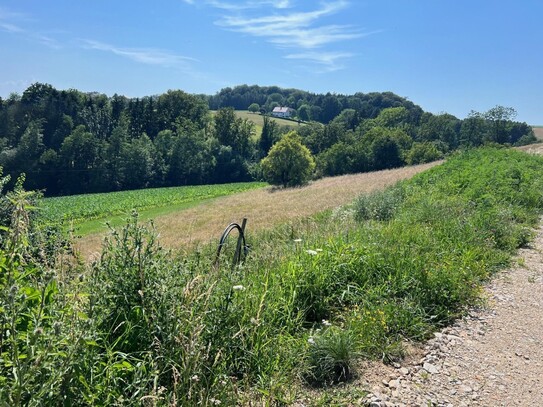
41, 182, 266, 233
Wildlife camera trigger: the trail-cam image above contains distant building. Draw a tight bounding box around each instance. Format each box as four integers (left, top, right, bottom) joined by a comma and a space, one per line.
271, 106, 295, 118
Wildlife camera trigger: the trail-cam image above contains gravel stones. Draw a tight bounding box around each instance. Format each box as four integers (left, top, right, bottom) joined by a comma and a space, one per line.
361, 223, 543, 406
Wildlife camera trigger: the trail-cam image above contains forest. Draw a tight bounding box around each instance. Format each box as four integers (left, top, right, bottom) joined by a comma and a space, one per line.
0, 83, 535, 196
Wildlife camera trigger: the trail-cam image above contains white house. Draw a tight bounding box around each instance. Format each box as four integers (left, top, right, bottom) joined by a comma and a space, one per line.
271, 106, 295, 118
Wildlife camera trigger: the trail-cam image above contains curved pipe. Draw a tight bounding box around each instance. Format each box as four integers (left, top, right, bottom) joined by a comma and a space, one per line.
214, 218, 248, 268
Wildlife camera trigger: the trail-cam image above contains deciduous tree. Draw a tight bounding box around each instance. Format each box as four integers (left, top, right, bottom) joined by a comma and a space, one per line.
261, 131, 315, 187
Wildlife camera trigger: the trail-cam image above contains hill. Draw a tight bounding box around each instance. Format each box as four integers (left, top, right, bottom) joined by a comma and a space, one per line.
0, 83, 537, 198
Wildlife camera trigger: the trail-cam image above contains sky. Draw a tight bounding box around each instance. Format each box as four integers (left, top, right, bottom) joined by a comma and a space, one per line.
1, 0, 542, 124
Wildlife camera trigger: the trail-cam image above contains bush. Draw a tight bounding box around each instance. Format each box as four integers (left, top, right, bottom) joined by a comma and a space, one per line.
406, 142, 443, 165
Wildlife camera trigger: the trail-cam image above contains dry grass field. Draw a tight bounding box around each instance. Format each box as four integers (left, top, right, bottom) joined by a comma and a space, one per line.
517, 141, 543, 154
533, 126, 543, 141
76, 161, 440, 259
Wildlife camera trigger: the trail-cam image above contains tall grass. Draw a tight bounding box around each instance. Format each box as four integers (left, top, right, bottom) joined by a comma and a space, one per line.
2, 147, 543, 404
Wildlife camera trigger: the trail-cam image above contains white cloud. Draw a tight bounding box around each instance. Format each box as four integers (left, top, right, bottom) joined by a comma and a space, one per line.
0, 22, 24, 33
82, 39, 198, 68
0, 7, 26, 33
185, 0, 368, 72
0, 7, 62, 49
185, 0, 292, 10
284, 51, 352, 72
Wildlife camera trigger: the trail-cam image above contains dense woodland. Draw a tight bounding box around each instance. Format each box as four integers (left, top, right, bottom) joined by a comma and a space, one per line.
0, 83, 536, 196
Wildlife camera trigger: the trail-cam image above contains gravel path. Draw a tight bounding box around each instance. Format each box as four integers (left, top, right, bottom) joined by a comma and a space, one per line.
363, 223, 543, 407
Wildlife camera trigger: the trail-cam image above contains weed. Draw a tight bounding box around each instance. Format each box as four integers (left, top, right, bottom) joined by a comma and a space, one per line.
304, 326, 359, 386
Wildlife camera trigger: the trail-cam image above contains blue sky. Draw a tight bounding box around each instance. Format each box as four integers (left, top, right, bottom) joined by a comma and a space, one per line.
1, 0, 542, 124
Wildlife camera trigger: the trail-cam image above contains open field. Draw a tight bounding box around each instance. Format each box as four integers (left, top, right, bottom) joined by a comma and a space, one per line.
517, 141, 543, 154
533, 126, 543, 140
42, 182, 265, 235
76, 161, 440, 258
211, 110, 304, 136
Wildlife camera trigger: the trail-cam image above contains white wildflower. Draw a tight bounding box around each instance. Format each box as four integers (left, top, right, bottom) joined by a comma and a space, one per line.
308, 336, 315, 345
322, 319, 332, 326
232, 285, 245, 291
306, 249, 318, 255
293, 238, 303, 242
191, 375, 199, 382
210, 398, 221, 405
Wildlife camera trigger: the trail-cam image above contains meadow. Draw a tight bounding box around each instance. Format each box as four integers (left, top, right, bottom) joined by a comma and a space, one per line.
74, 161, 439, 258
211, 110, 304, 136
1, 147, 543, 405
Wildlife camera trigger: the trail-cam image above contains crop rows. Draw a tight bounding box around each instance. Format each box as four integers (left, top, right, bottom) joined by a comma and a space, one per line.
40, 182, 266, 225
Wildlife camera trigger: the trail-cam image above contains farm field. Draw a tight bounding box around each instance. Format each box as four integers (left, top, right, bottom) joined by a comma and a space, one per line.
211, 110, 304, 136
533, 126, 543, 140
75, 161, 440, 258
42, 182, 266, 235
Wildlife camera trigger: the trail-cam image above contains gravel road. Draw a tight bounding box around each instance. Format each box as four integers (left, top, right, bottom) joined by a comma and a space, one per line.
363, 223, 543, 406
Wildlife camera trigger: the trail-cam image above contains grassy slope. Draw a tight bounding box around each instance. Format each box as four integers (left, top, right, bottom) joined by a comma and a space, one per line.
211, 110, 305, 138
75, 162, 440, 258
6, 148, 543, 405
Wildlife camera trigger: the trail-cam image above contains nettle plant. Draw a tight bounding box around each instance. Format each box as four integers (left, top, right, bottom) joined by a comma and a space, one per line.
0, 175, 85, 405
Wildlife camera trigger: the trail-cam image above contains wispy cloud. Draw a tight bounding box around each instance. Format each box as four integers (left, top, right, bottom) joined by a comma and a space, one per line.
0, 22, 24, 33
183, 0, 292, 10
284, 51, 353, 72
0, 7, 26, 33
185, 1, 368, 72
0, 6, 62, 49
216, 1, 361, 49
82, 39, 198, 68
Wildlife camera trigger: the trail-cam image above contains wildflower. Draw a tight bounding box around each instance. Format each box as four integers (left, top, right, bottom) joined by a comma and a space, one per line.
293, 238, 303, 242
305, 249, 318, 255
210, 398, 221, 405
322, 319, 332, 326
232, 285, 245, 291
308, 336, 315, 345
191, 375, 200, 382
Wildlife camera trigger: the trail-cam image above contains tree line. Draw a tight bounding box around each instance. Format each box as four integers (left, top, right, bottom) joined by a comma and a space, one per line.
0, 83, 536, 196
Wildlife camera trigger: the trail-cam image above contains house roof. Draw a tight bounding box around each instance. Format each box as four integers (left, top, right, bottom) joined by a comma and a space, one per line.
272, 106, 293, 113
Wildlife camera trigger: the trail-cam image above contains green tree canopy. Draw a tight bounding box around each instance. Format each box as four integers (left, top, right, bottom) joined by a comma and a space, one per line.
248, 103, 260, 113
261, 131, 315, 187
